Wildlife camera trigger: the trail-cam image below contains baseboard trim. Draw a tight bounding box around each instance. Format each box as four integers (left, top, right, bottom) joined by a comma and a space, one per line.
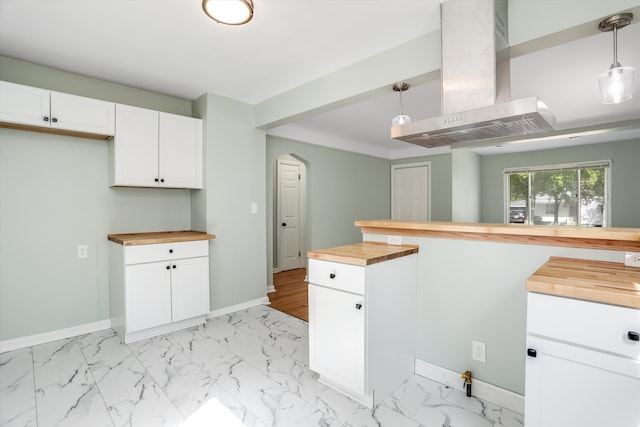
414, 359, 524, 415
267, 285, 276, 293
0, 319, 112, 354
207, 296, 271, 318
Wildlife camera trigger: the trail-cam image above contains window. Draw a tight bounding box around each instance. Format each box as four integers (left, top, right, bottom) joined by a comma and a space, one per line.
505, 161, 610, 227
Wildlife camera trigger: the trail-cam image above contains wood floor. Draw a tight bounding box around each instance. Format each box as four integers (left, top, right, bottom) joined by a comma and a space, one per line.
268, 268, 308, 322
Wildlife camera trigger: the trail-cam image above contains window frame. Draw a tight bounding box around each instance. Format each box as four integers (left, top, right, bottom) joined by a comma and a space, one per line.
503, 160, 612, 226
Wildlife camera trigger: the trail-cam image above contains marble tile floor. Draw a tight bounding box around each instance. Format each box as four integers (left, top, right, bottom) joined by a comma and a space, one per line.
1, 305, 524, 427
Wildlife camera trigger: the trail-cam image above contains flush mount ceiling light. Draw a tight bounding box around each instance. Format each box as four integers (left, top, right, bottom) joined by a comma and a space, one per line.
202, 0, 254, 25
598, 13, 635, 104
391, 83, 411, 126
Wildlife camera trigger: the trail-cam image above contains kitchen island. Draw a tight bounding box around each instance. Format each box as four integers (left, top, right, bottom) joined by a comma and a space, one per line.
351, 220, 640, 414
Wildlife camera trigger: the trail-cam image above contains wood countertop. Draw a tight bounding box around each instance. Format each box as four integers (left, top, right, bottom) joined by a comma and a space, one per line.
108, 230, 216, 246
526, 257, 640, 309
307, 241, 418, 266
355, 220, 640, 252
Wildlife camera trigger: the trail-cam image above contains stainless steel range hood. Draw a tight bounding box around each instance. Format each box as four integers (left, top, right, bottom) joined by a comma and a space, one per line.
391, 0, 557, 148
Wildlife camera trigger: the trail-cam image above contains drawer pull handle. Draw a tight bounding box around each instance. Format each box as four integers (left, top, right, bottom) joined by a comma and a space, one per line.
329, 273, 336, 279
355, 303, 362, 310
527, 348, 537, 358
628, 331, 640, 342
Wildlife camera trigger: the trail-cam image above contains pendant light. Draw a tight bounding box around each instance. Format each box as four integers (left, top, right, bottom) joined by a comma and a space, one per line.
598, 13, 635, 104
202, 0, 254, 26
391, 83, 411, 126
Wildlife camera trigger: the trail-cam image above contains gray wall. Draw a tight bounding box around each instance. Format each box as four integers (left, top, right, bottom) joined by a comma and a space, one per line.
266, 136, 391, 279
193, 93, 268, 310
481, 139, 640, 227
0, 55, 271, 341
0, 58, 195, 340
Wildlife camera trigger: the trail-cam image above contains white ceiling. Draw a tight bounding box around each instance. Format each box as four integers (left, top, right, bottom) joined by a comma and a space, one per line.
1, 0, 638, 159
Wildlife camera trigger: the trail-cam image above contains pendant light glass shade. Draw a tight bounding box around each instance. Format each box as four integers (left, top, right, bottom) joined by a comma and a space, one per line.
598, 13, 635, 104
202, 0, 254, 25
391, 83, 411, 126
598, 65, 635, 104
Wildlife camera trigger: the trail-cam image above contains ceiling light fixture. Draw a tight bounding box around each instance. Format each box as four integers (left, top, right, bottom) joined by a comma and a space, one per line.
391, 83, 411, 126
202, 0, 254, 25
598, 13, 635, 104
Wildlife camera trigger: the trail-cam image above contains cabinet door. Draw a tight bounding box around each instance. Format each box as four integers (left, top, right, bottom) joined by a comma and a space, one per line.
309, 284, 365, 395
0, 81, 50, 127
525, 336, 640, 427
158, 112, 202, 189
125, 262, 172, 333
112, 104, 159, 187
50, 92, 115, 135
171, 256, 210, 322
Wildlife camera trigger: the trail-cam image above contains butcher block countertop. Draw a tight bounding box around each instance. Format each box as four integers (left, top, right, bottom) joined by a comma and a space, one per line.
307, 241, 418, 266
355, 220, 640, 252
108, 230, 215, 246
526, 257, 640, 309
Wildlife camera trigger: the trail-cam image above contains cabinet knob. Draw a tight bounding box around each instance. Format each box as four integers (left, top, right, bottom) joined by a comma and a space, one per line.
628, 331, 640, 342
282, 222, 287, 227
51, 117, 58, 123
329, 273, 336, 279
43, 116, 49, 122
355, 303, 362, 310
160, 178, 165, 183
154, 178, 159, 182
169, 249, 173, 254
527, 348, 537, 358
166, 265, 170, 270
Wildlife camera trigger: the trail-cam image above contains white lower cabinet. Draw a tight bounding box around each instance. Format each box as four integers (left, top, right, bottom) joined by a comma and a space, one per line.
110, 240, 210, 343
525, 293, 640, 427
308, 254, 416, 407
309, 284, 366, 395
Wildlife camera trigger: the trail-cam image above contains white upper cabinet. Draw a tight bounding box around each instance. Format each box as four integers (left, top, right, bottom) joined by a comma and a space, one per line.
0, 82, 49, 127
159, 112, 203, 189
0, 80, 115, 136
110, 104, 202, 189
111, 104, 159, 187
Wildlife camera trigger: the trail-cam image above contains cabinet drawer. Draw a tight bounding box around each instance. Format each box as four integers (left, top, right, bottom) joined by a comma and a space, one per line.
125, 240, 209, 265
527, 292, 640, 360
308, 259, 365, 295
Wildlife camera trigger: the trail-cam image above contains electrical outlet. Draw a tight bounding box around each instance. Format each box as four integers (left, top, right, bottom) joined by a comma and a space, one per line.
625, 252, 640, 268
77, 244, 88, 259
387, 235, 402, 245
472, 340, 486, 363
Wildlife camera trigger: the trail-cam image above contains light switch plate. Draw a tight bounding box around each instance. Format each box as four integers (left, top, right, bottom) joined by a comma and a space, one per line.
387, 235, 402, 245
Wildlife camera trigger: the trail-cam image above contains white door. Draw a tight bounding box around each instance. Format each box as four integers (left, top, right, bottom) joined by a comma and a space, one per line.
113, 104, 159, 187
50, 91, 115, 135
309, 284, 366, 395
125, 262, 172, 333
171, 256, 210, 322
277, 159, 302, 271
159, 112, 202, 189
0, 81, 50, 127
525, 336, 640, 427
392, 163, 430, 220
